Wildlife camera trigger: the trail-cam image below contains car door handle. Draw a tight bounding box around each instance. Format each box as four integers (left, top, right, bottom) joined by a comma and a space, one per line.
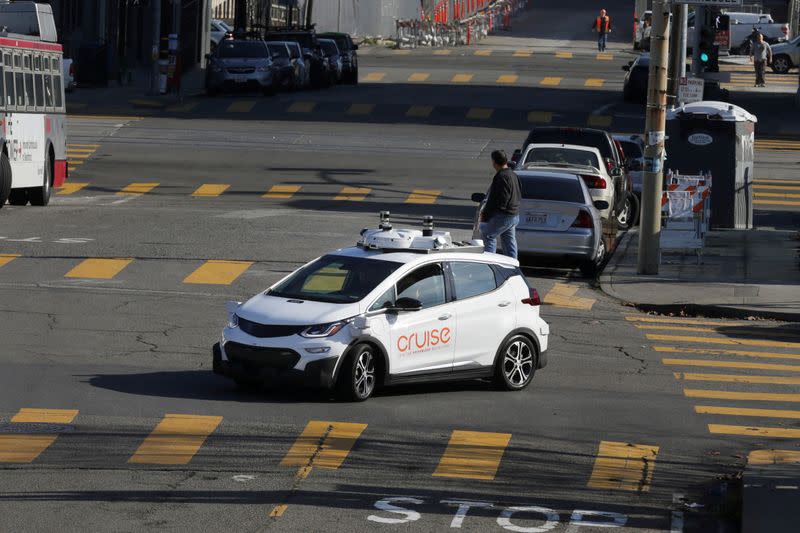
498, 301, 512, 307
438, 313, 452, 320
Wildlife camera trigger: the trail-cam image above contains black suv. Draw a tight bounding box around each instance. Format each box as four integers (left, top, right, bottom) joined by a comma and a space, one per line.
318, 32, 359, 84
264, 30, 331, 88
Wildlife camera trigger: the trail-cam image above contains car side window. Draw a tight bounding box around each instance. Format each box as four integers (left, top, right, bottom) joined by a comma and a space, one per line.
450, 262, 498, 300
369, 286, 395, 311
396, 263, 446, 309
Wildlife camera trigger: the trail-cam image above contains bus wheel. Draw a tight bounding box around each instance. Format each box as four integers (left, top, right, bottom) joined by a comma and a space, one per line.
0, 152, 11, 208
29, 153, 52, 206
8, 189, 28, 206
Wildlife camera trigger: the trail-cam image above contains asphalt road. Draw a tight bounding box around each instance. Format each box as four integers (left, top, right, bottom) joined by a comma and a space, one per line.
2, 1, 800, 531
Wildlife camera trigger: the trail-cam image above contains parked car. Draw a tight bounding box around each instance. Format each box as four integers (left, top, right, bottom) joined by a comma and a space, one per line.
285, 41, 311, 87
613, 134, 645, 196
622, 53, 648, 104
267, 41, 302, 90
770, 34, 800, 73
318, 32, 359, 84
210, 19, 233, 48
264, 30, 331, 88
518, 143, 616, 220
318, 38, 343, 84
63, 57, 76, 92
472, 171, 607, 277
205, 40, 277, 96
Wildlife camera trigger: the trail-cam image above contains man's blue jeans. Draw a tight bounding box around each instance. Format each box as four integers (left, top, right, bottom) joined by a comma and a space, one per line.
480, 213, 520, 259
597, 33, 608, 51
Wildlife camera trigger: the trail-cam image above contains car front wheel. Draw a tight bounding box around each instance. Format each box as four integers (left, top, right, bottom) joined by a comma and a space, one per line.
494, 335, 536, 391
771, 55, 792, 74
337, 343, 377, 401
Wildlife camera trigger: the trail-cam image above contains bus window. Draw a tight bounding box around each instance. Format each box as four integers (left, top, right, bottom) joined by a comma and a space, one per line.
5, 71, 14, 108
23, 53, 31, 70
34, 55, 41, 71
43, 57, 49, 71
13, 54, 20, 68
0, 65, 4, 110
15, 72, 24, 107
51, 57, 59, 72
25, 72, 34, 107
3, 54, 10, 68
34, 73, 43, 107
44, 74, 53, 107
53, 74, 62, 108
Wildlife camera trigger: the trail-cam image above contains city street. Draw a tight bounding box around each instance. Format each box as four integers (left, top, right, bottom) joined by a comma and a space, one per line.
2, 1, 800, 531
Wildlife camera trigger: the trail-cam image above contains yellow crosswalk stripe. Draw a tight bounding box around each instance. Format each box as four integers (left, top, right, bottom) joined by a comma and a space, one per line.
666, 356, 800, 371
405, 189, 442, 204
748, 449, 800, 464
65, 258, 133, 280
288, 101, 316, 113
756, 192, 800, 198
227, 100, 256, 113
496, 74, 518, 84
528, 111, 553, 123
364, 72, 385, 82
67, 160, 84, 165
65, 148, 96, 154
676, 372, 800, 385
334, 186, 370, 201
183, 260, 253, 285
433, 49, 452, 56
708, 424, 800, 439
192, 184, 230, 197
56, 182, 89, 195
263, 184, 301, 199
696, 405, 800, 419
596, 52, 614, 60
433, 430, 511, 480
684, 389, 800, 402
66, 152, 91, 159
588, 115, 613, 127
555, 51, 573, 59
67, 144, 100, 148
466, 107, 493, 120
451, 73, 473, 83
117, 182, 159, 196
754, 185, 800, 190
0, 253, 20, 268
587, 441, 659, 492
167, 101, 199, 113
543, 283, 595, 310
754, 199, 800, 206
626, 316, 725, 326
585, 78, 605, 87
269, 504, 288, 518
0, 408, 78, 463
513, 50, 532, 57
280, 420, 367, 469
128, 414, 222, 465
408, 72, 430, 82
347, 103, 375, 115
540, 77, 562, 86
647, 334, 800, 349
638, 324, 715, 333
406, 105, 433, 118
654, 345, 800, 361
474, 49, 493, 56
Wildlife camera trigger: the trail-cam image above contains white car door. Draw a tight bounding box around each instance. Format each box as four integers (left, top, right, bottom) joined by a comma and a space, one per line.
449, 261, 516, 370
376, 263, 456, 376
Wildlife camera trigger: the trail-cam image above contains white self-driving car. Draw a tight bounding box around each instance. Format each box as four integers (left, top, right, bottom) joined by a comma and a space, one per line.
213, 213, 550, 401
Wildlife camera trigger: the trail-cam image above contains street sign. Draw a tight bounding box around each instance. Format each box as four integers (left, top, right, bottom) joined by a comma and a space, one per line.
678, 77, 704, 104
673, 0, 741, 5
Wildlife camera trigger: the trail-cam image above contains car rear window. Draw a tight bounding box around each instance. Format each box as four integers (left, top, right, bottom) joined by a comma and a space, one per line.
524, 147, 600, 169
268, 44, 289, 58
320, 40, 339, 55
619, 140, 643, 158
520, 176, 584, 203
524, 130, 613, 161
218, 41, 267, 58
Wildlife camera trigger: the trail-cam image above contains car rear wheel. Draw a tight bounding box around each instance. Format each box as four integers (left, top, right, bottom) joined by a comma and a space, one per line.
494, 335, 536, 391
337, 343, 377, 401
580, 238, 606, 278
28, 151, 52, 206
0, 151, 11, 208
772, 55, 792, 74
8, 189, 28, 205
616, 192, 639, 229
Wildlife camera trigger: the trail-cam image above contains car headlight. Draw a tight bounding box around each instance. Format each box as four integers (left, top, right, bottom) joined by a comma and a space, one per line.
300, 320, 347, 338
228, 313, 239, 329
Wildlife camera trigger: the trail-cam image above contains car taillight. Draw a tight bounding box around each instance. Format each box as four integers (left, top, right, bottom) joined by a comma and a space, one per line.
571, 210, 593, 228
580, 175, 607, 189
522, 287, 541, 306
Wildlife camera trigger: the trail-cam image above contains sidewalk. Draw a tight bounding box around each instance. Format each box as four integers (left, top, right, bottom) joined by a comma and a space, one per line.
600, 229, 800, 321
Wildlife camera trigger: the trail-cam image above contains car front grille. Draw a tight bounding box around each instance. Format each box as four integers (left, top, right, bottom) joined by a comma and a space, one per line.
227, 67, 255, 74
238, 316, 306, 338
224, 342, 300, 371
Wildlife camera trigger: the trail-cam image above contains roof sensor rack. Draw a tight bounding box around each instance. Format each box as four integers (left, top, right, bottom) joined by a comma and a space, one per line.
357, 212, 484, 254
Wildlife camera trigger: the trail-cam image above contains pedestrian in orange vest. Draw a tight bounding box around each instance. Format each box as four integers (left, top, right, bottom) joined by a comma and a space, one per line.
592, 9, 612, 52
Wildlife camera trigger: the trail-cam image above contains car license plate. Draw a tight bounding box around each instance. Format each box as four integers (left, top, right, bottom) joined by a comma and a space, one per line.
234, 75, 247, 83
525, 213, 548, 226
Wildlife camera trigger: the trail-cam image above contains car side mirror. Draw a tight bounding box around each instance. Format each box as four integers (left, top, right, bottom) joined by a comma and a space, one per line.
389, 297, 423, 313
622, 64, 630, 71
507, 160, 517, 170
511, 149, 522, 163
611, 167, 623, 178
471, 192, 486, 203
594, 200, 609, 210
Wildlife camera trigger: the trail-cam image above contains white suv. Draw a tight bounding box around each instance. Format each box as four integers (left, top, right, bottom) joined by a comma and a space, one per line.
213, 214, 550, 401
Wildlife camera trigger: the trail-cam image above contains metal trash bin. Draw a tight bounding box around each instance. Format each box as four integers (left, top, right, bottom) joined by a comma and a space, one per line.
666, 101, 757, 229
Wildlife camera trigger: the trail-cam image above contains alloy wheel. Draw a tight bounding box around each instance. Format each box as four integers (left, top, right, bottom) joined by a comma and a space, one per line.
503, 340, 533, 387
354, 350, 375, 398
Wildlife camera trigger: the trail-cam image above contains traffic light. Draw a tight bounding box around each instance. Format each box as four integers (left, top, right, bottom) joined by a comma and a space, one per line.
698, 25, 719, 72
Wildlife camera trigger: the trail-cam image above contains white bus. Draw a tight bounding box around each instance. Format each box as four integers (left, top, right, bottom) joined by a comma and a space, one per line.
0, 1, 68, 208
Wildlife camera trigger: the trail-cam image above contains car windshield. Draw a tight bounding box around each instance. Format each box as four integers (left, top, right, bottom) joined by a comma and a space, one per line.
268, 255, 403, 304
520, 176, 585, 203
320, 40, 339, 55
268, 44, 289, 58
524, 148, 600, 168
619, 141, 643, 158
218, 41, 266, 58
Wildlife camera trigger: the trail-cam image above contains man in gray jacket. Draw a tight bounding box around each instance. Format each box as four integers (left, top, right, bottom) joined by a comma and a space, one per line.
480, 150, 521, 258
750, 32, 772, 87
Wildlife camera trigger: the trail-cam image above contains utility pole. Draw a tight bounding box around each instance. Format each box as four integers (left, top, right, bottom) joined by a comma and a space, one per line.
637, 0, 671, 275
669, 3, 688, 99
305, 0, 314, 28
790, 0, 799, 37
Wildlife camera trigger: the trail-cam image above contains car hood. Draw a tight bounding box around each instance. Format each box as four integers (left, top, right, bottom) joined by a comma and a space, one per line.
219, 58, 270, 67
237, 293, 360, 326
